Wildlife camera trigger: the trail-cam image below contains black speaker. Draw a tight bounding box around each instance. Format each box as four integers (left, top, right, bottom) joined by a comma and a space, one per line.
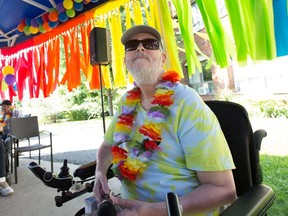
90, 27, 110, 65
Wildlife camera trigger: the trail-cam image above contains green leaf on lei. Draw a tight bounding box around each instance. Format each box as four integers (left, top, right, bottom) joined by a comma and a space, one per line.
149, 106, 170, 118
135, 140, 147, 157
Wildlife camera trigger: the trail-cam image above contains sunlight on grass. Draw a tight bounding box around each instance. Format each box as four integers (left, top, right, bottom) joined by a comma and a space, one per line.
261, 154, 288, 215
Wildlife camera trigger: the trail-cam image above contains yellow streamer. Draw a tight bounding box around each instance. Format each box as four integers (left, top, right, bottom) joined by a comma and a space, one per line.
148, 0, 155, 26
154, 0, 183, 77
142, 0, 152, 25
108, 10, 127, 87
132, 0, 144, 25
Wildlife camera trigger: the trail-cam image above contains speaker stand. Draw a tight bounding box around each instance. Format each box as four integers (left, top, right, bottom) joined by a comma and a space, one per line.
99, 64, 106, 134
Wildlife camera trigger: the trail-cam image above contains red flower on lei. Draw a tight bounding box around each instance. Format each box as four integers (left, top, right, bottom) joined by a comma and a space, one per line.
111, 146, 128, 163
143, 140, 160, 151
111, 70, 181, 182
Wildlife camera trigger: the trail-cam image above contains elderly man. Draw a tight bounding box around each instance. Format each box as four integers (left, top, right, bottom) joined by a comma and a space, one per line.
0, 100, 19, 196
93, 25, 236, 215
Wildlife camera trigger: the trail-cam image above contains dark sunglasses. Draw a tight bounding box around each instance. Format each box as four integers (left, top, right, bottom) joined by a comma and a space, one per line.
124, 38, 161, 51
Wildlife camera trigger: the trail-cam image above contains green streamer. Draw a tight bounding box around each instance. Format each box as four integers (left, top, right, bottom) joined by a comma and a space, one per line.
254, 0, 276, 60
224, 0, 248, 64
234, 1, 276, 62
196, 0, 229, 68
172, 0, 201, 76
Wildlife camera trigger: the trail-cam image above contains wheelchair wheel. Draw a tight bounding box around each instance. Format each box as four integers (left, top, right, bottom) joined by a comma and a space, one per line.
75, 207, 85, 216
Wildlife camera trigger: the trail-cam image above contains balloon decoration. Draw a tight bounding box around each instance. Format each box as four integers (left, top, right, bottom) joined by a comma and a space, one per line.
1, 65, 16, 91
17, 0, 96, 35
4, 74, 16, 85
1, 80, 8, 92
2, 65, 14, 75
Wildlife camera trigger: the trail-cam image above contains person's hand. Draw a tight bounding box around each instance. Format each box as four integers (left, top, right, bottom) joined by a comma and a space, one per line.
0, 125, 3, 132
93, 170, 110, 203
110, 195, 157, 216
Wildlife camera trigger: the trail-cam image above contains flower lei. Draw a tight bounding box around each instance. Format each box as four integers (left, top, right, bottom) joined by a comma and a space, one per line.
111, 70, 181, 182
0, 107, 14, 128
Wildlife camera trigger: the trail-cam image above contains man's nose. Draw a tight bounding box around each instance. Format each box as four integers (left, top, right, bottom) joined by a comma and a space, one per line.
136, 42, 145, 51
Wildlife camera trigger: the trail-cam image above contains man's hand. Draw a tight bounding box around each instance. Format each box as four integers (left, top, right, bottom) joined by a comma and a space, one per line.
110, 196, 166, 216
93, 141, 113, 203
110, 196, 149, 216
93, 170, 110, 203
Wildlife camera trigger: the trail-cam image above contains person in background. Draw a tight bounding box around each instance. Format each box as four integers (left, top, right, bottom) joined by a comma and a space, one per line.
0, 100, 20, 196
93, 25, 236, 215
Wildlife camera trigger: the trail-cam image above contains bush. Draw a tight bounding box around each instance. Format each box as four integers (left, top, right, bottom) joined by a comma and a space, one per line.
42, 111, 67, 124
65, 108, 90, 121
259, 100, 288, 118
214, 93, 288, 118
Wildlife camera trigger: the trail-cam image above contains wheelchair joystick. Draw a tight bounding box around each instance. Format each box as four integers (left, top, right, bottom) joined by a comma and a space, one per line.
58, 159, 70, 178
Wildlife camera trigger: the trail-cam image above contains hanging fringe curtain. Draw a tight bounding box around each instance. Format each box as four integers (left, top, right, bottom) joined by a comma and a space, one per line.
273, 0, 288, 57
154, 0, 183, 77
0, 0, 279, 101
108, 9, 127, 87
143, 0, 153, 26
224, 0, 249, 65
60, 27, 81, 91
132, 0, 144, 25
1, 0, 183, 100
171, 0, 201, 76
123, 2, 134, 84
225, 0, 276, 64
196, 0, 230, 68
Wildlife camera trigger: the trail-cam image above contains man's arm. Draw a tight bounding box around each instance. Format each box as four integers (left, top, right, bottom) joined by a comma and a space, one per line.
180, 170, 236, 214
93, 141, 113, 202
110, 170, 236, 216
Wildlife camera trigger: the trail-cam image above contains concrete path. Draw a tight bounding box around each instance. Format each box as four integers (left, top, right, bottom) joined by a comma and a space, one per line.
0, 159, 121, 216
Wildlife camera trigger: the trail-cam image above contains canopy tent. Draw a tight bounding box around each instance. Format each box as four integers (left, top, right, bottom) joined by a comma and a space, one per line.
0, 0, 109, 48
0, 0, 287, 102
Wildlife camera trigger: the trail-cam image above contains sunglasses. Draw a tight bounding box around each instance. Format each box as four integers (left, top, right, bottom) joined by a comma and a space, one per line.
124, 38, 161, 51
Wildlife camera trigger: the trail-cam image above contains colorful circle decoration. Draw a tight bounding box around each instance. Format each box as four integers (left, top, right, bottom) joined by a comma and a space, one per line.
1, 65, 16, 91
17, 0, 96, 35
4, 74, 16, 86
2, 65, 14, 76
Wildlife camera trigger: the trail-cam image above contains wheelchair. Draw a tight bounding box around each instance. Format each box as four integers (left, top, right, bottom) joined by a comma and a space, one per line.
28, 101, 276, 215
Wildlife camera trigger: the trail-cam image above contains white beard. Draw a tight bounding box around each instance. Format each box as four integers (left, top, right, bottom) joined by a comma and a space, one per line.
126, 52, 163, 85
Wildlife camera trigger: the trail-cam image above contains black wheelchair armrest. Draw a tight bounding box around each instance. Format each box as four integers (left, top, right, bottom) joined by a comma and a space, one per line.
74, 161, 97, 180
254, 129, 267, 151
74, 161, 115, 181
221, 184, 275, 216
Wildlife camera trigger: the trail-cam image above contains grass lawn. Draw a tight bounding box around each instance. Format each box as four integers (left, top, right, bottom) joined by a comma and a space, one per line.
261, 154, 288, 215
